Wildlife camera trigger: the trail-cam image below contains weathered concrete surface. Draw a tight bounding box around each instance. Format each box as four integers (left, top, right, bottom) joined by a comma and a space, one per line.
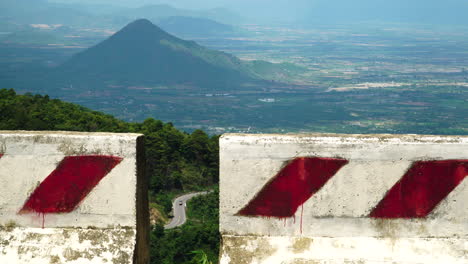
221, 235, 468, 264
220, 133, 468, 264
0, 227, 136, 264
0, 131, 149, 264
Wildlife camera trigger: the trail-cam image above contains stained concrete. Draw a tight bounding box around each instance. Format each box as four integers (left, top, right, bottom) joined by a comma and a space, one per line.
220, 133, 468, 263
0, 131, 148, 264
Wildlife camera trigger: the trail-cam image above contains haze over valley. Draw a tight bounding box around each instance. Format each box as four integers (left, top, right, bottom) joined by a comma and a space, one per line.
1, 0, 467, 135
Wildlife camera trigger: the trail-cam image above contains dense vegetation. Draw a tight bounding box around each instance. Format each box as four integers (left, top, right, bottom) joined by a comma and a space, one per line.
0, 88, 220, 263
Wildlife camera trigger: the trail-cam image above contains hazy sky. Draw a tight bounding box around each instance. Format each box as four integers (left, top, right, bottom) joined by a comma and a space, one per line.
48, 0, 468, 25
51, 0, 468, 9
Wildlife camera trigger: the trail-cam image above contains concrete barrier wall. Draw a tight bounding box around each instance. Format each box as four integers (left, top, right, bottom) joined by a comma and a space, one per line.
220, 133, 468, 264
0, 131, 149, 264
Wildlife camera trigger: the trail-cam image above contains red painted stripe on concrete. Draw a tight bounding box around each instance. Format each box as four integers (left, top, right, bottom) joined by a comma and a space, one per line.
238, 157, 348, 218
20, 155, 123, 214
370, 160, 468, 218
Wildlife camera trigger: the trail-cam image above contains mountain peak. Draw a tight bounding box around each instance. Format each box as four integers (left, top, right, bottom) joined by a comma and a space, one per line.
59, 18, 254, 89
128, 18, 154, 27
122, 18, 160, 32
111, 18, 177, 43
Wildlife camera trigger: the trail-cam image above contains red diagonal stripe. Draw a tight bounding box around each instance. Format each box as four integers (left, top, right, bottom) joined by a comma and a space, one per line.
20, 155, 123, 214
238, 157, 348, 218
370, 160, 468, 218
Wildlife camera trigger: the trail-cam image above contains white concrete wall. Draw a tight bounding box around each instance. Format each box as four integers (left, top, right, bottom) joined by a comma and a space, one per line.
0, 131, 148, 264
220, 133, 468, 264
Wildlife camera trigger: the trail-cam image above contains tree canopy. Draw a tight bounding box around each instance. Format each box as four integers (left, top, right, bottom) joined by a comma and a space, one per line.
0, 88, 220, 263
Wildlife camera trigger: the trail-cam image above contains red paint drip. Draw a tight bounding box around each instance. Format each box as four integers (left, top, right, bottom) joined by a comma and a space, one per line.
300, 205, 304, 234
42, 213, 45, 229
238, 157, 348, 218
20, 155, 122, 214
370, 160, 468, 218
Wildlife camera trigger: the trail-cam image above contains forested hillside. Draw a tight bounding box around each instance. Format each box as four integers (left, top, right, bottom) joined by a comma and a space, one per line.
0, 88, 220, 263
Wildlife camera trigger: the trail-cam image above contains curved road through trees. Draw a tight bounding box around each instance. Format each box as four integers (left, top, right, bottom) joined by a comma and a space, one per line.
164, 191, 209, 229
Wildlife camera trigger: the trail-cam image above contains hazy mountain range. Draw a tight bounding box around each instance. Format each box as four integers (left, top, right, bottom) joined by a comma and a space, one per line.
157, 16, 236, 38
115, 4, 242, 25
47, 0, 468, 25
0, 0, 243, 28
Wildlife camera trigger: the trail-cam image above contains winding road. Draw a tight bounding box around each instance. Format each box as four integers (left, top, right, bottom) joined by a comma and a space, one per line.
164, 191, 209, 229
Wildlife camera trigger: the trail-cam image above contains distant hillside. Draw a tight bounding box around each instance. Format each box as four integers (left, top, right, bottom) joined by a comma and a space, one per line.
157, 16, 236, 38
0, 0, 46, 16
116, 4, 187, 20
0, 0, 98, 27
244, 60, 308, 83
115, 4, 242, 25
200, 8, 243, 25
56, 19, 257, 89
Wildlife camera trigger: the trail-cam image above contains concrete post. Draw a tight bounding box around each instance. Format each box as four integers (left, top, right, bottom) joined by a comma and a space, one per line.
0, 131, 149, 264
220, 133, 468, 264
